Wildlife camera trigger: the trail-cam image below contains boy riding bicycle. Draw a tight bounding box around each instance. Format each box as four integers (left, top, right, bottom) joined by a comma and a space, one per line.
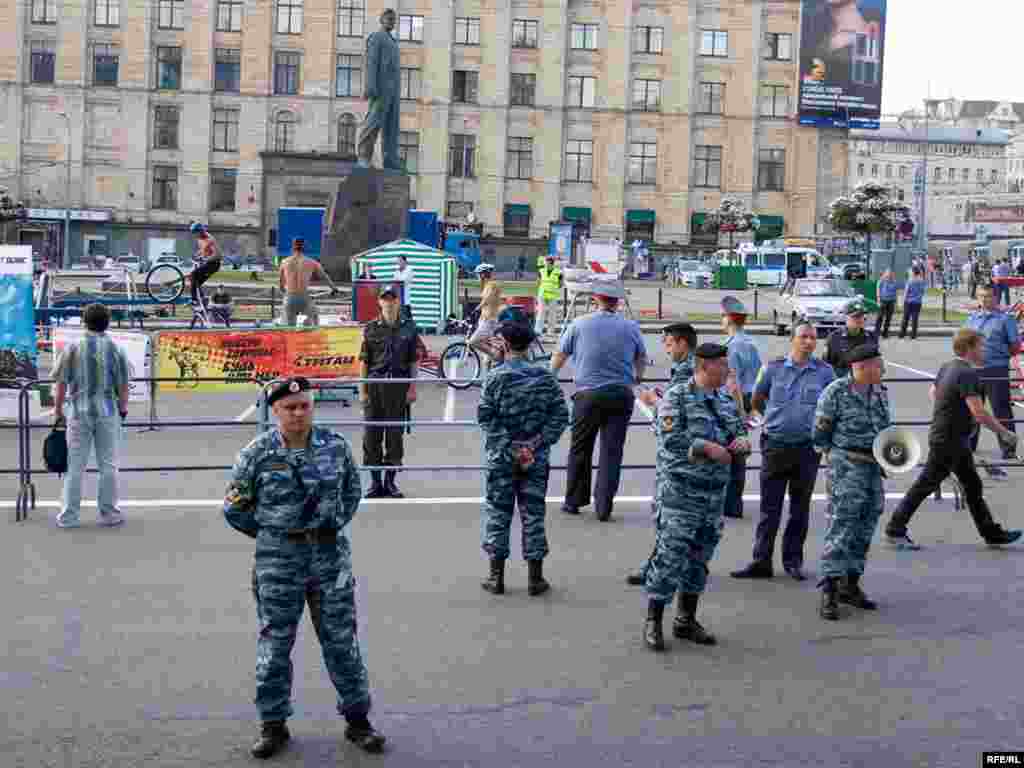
189, 222, 221, 307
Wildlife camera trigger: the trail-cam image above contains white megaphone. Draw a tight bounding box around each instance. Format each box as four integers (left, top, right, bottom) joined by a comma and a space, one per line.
872, 427, 923, 475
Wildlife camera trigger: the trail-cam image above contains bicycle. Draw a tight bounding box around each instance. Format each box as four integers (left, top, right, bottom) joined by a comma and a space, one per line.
438, 314, 551, 390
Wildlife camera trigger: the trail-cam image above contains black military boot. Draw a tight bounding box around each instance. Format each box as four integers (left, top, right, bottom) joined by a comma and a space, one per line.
838, 573, 877, 610
819, 577, 840, 621
527, 559, 550, 596
384, 470, 404, 499
365, 471, 386, 499
251, 721, 290, 759
643, 599, 666, 652
672, 593, 717, 645
344, 715, 386, 753
481, 558, 505, 594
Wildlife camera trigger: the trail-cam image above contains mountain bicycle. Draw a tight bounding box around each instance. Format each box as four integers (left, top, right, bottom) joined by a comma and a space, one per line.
438, 313, 551, 390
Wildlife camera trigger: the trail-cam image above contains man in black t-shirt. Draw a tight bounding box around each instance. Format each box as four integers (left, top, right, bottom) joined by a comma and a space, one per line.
884, 329, 1021, 550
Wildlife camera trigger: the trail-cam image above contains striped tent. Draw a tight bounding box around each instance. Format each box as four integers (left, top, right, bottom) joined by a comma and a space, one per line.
352, 239, 457, 333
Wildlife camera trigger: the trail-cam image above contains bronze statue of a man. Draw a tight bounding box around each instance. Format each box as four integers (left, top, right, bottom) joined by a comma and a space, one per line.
357, 9, 402, 170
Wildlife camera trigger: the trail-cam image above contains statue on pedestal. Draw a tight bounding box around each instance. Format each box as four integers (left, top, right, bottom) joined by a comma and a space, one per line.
357, 9, 402, 171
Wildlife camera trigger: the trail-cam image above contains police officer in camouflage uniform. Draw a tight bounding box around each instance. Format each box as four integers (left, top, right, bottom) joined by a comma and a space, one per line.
643, 343, 750, 651
626, 322, 698, 586
224, 377, 386, 759
478, 323, 569, 596
813, 344, 891, 621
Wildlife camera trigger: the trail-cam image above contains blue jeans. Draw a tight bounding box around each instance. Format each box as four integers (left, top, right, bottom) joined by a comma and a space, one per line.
60, 411, 122, 523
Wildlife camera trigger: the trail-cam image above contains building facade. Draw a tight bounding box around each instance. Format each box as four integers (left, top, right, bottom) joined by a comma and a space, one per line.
0, 0, 840, 265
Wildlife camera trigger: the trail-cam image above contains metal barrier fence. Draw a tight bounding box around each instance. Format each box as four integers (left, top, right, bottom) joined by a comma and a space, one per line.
6, 374, 1022, 523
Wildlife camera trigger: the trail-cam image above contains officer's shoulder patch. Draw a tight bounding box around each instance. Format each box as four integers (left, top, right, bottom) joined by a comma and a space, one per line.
225, 489, 243, 504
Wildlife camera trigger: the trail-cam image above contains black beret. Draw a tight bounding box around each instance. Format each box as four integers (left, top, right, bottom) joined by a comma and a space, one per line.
496, 321, 536, 349
695, 342, 728, 360
845, 344, 881, 365
265, 376, 311, 406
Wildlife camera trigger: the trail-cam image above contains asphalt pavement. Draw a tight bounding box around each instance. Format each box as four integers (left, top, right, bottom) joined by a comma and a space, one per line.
3, 333, 1023, 767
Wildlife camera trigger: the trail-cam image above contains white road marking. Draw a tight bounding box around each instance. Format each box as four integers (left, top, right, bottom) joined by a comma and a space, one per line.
888, 360, 1024, 409
443, 383, 456, 423
236, 403, 258, 422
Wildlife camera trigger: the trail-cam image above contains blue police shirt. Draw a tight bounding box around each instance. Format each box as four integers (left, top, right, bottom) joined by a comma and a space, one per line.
754, 356, 836, 445
725, 330, 762, 396
558, 310, 646, 391
965, 310, 1021, 368
904, 279, 927, 305
878, 280, 898, 301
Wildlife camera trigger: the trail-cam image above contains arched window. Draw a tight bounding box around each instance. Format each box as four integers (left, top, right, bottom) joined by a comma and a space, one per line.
338, 113, 357, 157
274, 110, 296, 152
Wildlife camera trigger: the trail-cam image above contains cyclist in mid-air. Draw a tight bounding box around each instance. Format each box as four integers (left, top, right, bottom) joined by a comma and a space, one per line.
189, 222, 222, 307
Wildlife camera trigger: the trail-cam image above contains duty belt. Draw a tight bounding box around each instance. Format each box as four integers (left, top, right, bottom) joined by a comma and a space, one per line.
680, 476, 727, 492
283, 528, 339, 543
833, 446, 880, 466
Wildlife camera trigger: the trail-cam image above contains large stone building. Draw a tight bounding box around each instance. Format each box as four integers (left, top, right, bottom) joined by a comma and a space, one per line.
0, 0, 843, 266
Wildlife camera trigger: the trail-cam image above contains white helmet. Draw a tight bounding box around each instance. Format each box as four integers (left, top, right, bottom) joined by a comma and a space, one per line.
474, 263, 495, 275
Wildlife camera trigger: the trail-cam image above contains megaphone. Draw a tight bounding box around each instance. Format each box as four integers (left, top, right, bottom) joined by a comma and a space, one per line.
872, 427, 923, 475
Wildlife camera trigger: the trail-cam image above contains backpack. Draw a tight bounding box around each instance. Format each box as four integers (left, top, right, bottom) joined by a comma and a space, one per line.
44, 424, 69, 475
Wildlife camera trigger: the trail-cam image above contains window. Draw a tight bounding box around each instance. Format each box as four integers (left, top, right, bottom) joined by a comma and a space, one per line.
337, 114, 356, 156
156, 46, 181, 90
763, 32, 792, 61
634, 25, 663, 54
632, 79, 660, 112
447, 201, 473, 219
157, 0, 184, 29
760, 85, 789, 118
94, 0, 119, 26
510, 73, 536, 107
452, 70, 478, 103
962, 168, 969, 182
32, 0, 57, 24
274, 52, 300, 95
29, 41, 55, 83
399, 131, 419, 173
152, 165, 178, 209
857, 163, 864, 177
400, 67, 421, 100
336, 55, 362, 97
852, 34, 879, 85
897, 189, 905, 201
454, 17, 480, 45
93, 43, 119, 86
274, 111, 296, 151
570, 23, 598, 50
210, 168, 236, 211
628, 142, 657, 185
512, 19, 538, 48
885, 164, 892, 178
506, 137, 532, 180
564, 139, 593, 183
977, 168, 984, 182
898, 166, 905, 179
337, 0, 363, 37
697, 82, 724, 115
700, 30, 728, 57
449, 134, 476, 178
212, 108, 239, 152
567, 75, 596, 108
397, 14, 423, 42
758, 149, 785, 191
215, 48, 240, 92
217, 0, 243, 32
276, 0, 303, 34
934, 167, 942, 182
694, 145, 722, 188
992, 169, 999, 183
870, 164, 878, 177
504, 205, 530, 237
154, 106, 179, 149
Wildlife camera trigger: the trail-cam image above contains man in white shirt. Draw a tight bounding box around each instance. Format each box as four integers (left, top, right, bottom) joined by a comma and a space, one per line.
393, 255, 413, 287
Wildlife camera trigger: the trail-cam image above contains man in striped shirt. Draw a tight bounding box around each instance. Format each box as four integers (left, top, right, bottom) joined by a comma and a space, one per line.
53, 303, 130, 529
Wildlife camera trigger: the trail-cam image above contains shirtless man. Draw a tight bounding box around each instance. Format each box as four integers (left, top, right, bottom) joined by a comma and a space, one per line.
278, 238, 337, 326
469, 264, 504, 365
189, 222, 221, 304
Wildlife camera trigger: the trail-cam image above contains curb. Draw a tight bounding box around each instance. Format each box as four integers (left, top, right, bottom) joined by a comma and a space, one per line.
634, 323, 959, 337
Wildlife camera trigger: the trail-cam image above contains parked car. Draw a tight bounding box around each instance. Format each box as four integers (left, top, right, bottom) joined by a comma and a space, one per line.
240, 255, 268, 273
774, 277, 861, 336
676, 259, 715, 288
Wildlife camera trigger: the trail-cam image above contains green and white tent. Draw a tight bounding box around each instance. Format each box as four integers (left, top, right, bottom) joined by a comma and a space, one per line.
352, 239, 457, 333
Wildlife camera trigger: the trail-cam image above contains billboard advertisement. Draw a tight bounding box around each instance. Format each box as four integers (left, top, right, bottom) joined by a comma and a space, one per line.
797, 0, 887, 129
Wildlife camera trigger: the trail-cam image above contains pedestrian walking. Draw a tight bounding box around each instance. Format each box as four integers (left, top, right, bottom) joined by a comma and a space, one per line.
642, 343, 750, 651
992, 259, 1012, 306
223, 377, 386, 759
721, 296, 761, 519
478, 323, 569, 596
552, 282, 647, 521
52, 303, 130, 529
534, 255, 563, 335
964, 285, 1021, 478
874, 270, 898, 338
899, 268, 926, 340
824, 300, 877, 379
359, 285, 421, 498
515, 253, 526, 281
813, 344, 890, 621
731, 322, 835, 582
884, 329, 1021, 551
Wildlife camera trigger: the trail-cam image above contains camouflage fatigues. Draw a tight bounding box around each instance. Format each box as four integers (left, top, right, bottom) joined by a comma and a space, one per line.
477, 359, 569, 560
812, 377, 892, 581
646, 379, 749, 602
224, 427, 371, 722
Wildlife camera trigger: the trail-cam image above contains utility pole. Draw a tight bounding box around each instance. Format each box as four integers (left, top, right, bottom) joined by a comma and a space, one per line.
58, 112, 71, 269
919, 106, 929, 253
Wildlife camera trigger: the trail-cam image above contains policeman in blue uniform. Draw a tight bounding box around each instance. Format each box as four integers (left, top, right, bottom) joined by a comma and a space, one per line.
643, 343, 750, 651
224, 377, 386, 758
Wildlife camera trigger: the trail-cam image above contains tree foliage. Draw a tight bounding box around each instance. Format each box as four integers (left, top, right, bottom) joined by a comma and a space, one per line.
713, 196, 759, 233
828, 182, 911, 236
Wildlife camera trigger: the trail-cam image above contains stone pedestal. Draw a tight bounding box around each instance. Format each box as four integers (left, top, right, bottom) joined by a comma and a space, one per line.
322, 167, 410, 282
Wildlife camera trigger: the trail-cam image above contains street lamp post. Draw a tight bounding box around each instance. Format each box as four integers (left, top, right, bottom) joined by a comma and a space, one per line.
58, 112, 71, 269
919, 108, 929, 253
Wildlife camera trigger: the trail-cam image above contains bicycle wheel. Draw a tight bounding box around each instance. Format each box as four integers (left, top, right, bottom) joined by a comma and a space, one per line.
439, 342, 481, 389
146, 264, 186, 303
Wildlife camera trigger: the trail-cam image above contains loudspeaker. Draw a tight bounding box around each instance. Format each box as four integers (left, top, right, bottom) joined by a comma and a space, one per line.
872, 427, 923, 475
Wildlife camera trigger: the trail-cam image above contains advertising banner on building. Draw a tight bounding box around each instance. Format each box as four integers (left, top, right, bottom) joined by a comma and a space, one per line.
156, 326, 364, 393
797, 0, 887, 129
0, 246, 38, 419
52, 328, 152, 403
